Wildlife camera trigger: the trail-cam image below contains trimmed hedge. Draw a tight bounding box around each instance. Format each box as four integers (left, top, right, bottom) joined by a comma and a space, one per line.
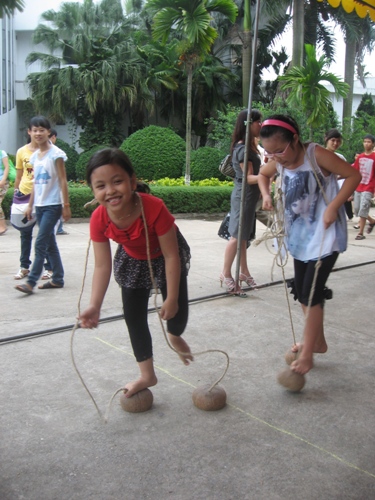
120, 126, 186, 180
191, 147, 227, 181
75, 144, 110, 181
2, 185, 232, 219
55, 139, 79, 181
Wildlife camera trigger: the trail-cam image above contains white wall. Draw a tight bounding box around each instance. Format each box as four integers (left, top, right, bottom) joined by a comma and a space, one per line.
0, 108, 19, 155
326, 77, 375, 123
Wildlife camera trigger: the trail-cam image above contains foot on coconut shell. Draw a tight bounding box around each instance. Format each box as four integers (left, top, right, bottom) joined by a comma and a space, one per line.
124, 375, 157, 398
291, 355, 313, 375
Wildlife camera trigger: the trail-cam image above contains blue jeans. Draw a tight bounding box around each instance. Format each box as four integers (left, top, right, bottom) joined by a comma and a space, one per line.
19, 222, 53, 271
27, 205, 64, 288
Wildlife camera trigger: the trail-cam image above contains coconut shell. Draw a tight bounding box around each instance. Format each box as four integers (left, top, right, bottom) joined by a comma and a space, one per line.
192, 384, 226, 411
277, 368, 305, 392
285, 350, 299, 366
119, 388, 153, 413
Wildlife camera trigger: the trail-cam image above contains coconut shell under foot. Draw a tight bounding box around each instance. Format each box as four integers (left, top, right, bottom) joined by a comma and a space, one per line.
277, 368, 305, 392
120, 388, 153, 413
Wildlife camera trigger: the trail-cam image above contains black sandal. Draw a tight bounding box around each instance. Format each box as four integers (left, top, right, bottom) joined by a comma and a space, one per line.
38, 281, 63, 289
15, 283, 33, 294
366, 223, 375, 234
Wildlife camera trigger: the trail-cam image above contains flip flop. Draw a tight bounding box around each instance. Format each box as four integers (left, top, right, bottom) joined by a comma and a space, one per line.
38, 281, 64, 289
15, 283, 33, 294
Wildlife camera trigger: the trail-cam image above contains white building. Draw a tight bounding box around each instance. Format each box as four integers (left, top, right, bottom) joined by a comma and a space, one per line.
0, 1, 79, 156
326, 78, 375, 124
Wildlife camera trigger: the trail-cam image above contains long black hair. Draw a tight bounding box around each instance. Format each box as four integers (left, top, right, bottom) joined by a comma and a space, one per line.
230, 109, 262, 154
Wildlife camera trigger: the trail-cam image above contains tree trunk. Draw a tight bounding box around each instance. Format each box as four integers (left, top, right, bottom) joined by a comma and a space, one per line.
292, 0, 304, 67
185, 63, 193, 185
343, 27, 356, 133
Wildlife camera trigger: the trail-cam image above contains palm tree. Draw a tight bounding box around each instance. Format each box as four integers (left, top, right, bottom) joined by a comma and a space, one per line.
0, 0, 24, 18
26, 0, 150, 147
279, 44, 349, 139
145, 0, 238, 184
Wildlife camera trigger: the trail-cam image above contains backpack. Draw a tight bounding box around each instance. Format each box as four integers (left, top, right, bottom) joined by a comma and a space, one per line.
218, 154, 235, 178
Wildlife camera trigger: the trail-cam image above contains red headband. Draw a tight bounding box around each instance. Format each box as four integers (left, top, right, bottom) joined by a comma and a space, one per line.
261, 119, 297, 135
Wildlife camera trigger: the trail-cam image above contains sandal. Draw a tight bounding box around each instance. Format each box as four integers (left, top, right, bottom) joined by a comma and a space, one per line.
42, 270, 53, 280
366, 223, 375, 234
15, 283, 33, 294
239, 273, 257, 288
353, 224, 360, 230
219, 273, 246, 296
14, 268, 30, 280
38, 281, 63, 289
355, 234, 366, 240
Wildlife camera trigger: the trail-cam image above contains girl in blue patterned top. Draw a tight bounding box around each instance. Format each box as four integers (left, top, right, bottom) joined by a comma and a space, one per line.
258, 115, 361, 375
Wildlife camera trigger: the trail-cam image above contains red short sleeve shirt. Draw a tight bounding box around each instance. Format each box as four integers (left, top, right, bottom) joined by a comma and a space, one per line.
353, 152, 375, 193
90, 193, 175, 260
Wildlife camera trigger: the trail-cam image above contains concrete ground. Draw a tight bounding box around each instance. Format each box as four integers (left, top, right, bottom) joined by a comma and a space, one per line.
0, 211, 375, 500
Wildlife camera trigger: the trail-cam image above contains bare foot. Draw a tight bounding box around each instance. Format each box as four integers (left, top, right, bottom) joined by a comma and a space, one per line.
124, 374, 157, 398
291, 341, 328, 354
168, 334, 193, 365
291, 355, 314, 375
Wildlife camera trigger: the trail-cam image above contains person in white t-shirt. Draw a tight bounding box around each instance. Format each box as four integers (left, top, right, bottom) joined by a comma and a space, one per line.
15, 116, 71, 295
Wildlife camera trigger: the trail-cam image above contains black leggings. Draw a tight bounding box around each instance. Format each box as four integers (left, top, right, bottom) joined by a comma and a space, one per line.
121, 273, 189, 362
293, 252, 338, 307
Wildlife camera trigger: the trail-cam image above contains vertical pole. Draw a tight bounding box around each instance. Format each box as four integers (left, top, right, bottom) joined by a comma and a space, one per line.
234, 0, 261, 287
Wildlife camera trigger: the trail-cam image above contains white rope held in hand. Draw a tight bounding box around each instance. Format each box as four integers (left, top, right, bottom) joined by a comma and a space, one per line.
137, 193, 230, 392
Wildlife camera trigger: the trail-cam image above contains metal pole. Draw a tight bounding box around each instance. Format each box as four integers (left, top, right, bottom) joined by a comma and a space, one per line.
234, 0, 261, 287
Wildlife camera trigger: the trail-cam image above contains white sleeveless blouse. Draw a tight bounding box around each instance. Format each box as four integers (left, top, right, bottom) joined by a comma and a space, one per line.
277, 143, 347, 262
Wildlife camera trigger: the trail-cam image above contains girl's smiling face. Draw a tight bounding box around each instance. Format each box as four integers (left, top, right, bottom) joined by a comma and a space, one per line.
90, 163, 137, 214
28, 126, 50, 146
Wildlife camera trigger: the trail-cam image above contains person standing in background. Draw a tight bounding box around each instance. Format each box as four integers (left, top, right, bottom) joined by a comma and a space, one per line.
220, 109, 263, 293
49, 129, 69, 236
324, 129, 354, 221
15, 116, 71, 294
0, 149, 10, 235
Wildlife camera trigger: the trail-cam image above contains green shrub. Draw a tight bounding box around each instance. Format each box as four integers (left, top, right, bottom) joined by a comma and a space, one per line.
75, 144, 110, 181
2, 184, 233, 219
55, 139, 79, 181
190, 147, 226, 181
150, 186, 232, 213
120, 126, 186, 180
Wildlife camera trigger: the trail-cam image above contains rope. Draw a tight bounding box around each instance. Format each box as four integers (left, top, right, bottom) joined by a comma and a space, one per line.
138, 193, 230, 391
71, 194, 230, 423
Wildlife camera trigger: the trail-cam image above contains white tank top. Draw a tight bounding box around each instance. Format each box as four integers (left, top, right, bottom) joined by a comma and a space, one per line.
277, 143, 347, 262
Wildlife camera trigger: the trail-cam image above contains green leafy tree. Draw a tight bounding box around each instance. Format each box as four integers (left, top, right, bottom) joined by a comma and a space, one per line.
146, 0, 238, 184
26, 0, 150, 148
278, 44, 348, 139
0, 0, 24, 18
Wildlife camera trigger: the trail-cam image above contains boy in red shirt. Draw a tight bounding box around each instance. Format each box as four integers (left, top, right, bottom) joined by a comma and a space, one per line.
353, 134, 375, 239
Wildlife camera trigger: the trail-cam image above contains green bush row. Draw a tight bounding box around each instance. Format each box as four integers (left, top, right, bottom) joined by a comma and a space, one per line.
48, 127, 227, 182
2, 185, 232, 219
